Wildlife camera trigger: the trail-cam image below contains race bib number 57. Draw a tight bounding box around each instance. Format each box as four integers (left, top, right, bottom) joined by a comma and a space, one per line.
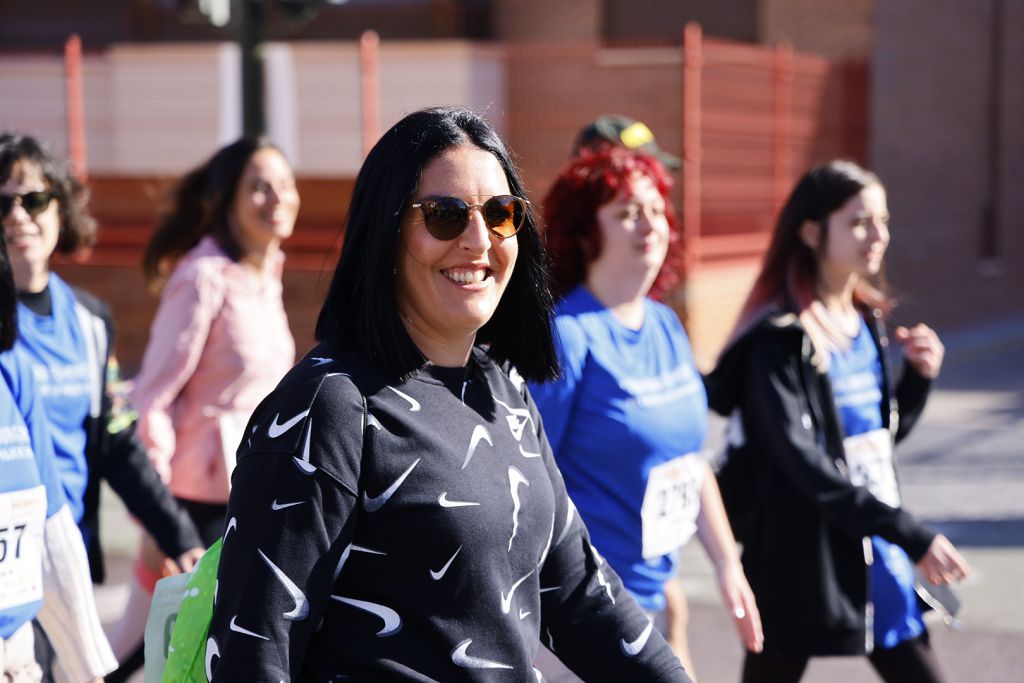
0, 485, 46, 612
641, 454, 705, 560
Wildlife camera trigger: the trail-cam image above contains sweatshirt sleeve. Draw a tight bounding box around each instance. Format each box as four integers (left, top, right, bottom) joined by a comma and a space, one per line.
743, 333, 935, 560
129, 262, 224, 481
207, 375, 364, 682
38, 504, 118, 681
525, 390, 692, 683
893, 362, 932, 443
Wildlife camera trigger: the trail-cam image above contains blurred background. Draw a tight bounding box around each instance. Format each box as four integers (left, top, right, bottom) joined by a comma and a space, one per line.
2, 0, 1021, 370
2, 2, 1021, 681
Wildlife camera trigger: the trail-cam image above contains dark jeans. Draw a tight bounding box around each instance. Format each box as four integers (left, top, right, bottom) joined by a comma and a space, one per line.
741, 630, 947, 683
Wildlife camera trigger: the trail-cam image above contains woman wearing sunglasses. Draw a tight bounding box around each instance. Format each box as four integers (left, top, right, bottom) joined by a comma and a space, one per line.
0, 228, 114, 683
106, 136, 299, 677
528, 148, 762, 681
204, 107, 691, 682
0, 133, 204, 676
706, 161, 969, 682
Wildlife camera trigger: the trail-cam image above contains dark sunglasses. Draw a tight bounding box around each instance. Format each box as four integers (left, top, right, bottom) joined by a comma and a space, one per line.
411, 194, 529, 241
0, 191, 56, 218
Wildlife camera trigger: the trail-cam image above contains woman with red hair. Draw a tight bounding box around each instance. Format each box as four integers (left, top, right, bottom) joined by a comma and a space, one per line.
707, 160, 969, 682
530, 148, 762, 679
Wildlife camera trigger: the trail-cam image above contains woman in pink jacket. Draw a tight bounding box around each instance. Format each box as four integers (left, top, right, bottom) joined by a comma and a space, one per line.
107, 137, 298, 680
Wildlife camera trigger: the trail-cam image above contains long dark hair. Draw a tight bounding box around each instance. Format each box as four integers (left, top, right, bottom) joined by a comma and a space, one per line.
142, 136, 282, 292
542, 148, 681, 301
0, 133, 96, 256
0, 235, 18, 351
729, 159, 888, 354
316, 106, 558, 382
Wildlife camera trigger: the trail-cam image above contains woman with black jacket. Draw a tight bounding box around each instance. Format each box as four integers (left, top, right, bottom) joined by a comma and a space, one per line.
0, 133, 204, 678
706, 160, 969, 682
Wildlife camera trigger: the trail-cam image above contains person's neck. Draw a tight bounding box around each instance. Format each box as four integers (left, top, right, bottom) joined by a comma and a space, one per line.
236, 240, 280, 277
585, 269, 653, 330
816, 270, 860, 326
401, 315, 474, 369
13, 260, 49, 294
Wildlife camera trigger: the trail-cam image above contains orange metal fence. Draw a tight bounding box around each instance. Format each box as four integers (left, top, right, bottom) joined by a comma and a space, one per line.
504, 24, 867, 276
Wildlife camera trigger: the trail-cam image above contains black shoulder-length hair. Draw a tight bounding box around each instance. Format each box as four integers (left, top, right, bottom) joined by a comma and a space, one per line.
316, 106, 558, 382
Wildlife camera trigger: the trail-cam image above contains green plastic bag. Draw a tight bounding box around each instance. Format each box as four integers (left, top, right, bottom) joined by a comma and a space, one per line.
142, 538, 222, 683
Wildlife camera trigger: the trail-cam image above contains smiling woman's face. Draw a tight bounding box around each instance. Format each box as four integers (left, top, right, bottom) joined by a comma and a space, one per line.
1, 159, 61, 289
396, 144, 518, 364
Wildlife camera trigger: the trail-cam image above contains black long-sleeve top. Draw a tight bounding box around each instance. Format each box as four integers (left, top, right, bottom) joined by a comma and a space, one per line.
706, 309, 935, 656
208, 344, 690, 682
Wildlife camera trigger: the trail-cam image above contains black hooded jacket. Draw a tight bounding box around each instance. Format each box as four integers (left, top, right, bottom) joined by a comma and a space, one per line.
705, 308, 935, 656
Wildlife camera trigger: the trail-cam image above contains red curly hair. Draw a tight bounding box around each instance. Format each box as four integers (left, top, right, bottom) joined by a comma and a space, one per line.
541, 148, 682, 301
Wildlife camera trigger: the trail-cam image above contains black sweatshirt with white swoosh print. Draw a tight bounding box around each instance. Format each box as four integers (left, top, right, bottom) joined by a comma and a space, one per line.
207, 344, 691, 682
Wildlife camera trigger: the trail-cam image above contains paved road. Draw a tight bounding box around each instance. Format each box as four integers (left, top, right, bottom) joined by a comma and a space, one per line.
94, 318, 1024, 682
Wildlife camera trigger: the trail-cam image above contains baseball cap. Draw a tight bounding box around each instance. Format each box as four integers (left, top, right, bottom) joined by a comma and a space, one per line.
573, 115, 682, 170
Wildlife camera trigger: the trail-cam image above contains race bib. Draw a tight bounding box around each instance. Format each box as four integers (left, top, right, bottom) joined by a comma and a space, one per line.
0, 485, 47, 612
843, 428, 900, 508
641, 454, 704, 560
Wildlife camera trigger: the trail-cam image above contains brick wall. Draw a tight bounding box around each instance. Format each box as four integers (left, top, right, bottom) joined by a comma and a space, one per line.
491, 0, 601, 42
871, 0, 1024, 329
760, 0, 876, 59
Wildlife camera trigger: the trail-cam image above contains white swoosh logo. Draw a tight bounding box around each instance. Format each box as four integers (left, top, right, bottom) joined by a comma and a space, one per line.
519, 608, 531, 620
461, 425, 493, 470
494, 397, 534, 441
508, 466, 530, 551
362, 458, 420, 512
596, 568, 615, 604
388, 386, 421, 412
534, 667, 544, 682
293, 421, 316, 474
519, 444, 541, 458
500, 569, 534, 614
554, 499, 576, 546
311, 356, 333, 366
205, 636, 219, 681
223, 516, 237, 542
331, 595, 402, 636
229, 615, 269, 641
366, 413, 382, 430
508, 366, 525, 391
334, 543, 387, 580
620, 619, 654, 657
268, 410, 309, 438
450, 639, 514, 670
438, 492, 480, 508
258, 549, 309, 620
430, 546, 462, 581
271, 499, 304, 511
537, 513, 555, 567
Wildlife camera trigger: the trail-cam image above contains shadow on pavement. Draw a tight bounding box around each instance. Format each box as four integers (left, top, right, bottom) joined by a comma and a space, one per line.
923, 517, 1024, 547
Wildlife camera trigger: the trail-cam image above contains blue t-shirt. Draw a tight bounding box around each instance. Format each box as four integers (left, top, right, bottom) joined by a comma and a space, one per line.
529, 286, 707, 610
0, 347, 67, 639
16, 274, 92, 528
828, 318, 924, 649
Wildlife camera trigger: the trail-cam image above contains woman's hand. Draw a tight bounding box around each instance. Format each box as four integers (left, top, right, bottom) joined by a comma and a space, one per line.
917, 533, 970, 585
167, 546, 206, 574
894, 324, 944, 379
715, 560, 764, 653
